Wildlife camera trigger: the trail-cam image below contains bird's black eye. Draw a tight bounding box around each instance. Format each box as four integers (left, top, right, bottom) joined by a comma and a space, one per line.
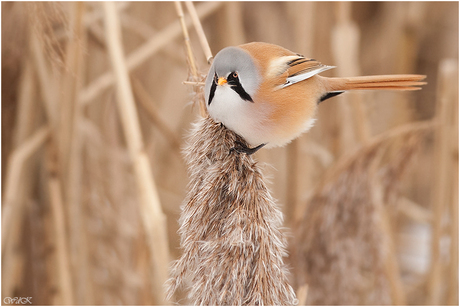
227, 71, 238, 83
213, 72, 218, 83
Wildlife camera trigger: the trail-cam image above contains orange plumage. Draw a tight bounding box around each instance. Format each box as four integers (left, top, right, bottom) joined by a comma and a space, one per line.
205, 42, 426, 150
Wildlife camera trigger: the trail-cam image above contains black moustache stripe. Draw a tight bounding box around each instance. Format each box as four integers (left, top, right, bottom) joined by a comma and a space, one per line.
230, 80, 253, 102
208, 77, 217, 105
208, 74, 253, 105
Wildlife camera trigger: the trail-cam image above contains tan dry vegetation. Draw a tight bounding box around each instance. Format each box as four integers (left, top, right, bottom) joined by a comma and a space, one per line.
1, 1, 458, 305
166, 117, 297, 305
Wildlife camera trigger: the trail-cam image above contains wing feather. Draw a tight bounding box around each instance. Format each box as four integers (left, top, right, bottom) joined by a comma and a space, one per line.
267, 55, 335, 89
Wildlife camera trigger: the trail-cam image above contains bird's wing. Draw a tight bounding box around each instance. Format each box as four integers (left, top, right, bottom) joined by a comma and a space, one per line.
267, 55, 335, 89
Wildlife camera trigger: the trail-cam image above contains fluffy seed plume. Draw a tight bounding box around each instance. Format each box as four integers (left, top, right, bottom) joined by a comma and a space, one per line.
166, 116, 297, 305
292, 121, 433, 305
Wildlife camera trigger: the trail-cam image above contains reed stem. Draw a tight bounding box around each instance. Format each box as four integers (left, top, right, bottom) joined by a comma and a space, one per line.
2, 126, 50, 249
46, 142, 75, 305
428, 58, 458, 305
174, 1, 207, 117
102, 3, 170, 303
184, 1, 213, 64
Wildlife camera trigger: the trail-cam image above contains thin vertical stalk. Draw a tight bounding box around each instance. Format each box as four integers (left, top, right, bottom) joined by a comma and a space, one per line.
58, 1, 85, 181
41, 162, 58, 305
447, 70, 459, 305
184, 1, 213, 63
332, 2, 370, 148
2, 126, 50, 249
13, 58, 38, 146
428, 59, 458, 305
174, 1, 197, 77
102, 2, 170, 304
448, 155, 459, 305
2, 58, 41, 299
62, 3, 90, 304
46, 142, 74, 305
1, 127, 50, 300
448, 141, 459, 305
174, 1, 207, 117
377, 203, 407, 305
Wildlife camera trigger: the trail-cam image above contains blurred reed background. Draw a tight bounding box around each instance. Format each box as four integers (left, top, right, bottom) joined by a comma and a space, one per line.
1, 1, 458, 305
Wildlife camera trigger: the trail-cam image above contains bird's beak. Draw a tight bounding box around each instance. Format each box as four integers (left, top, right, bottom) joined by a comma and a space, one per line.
218, 77, 227, 86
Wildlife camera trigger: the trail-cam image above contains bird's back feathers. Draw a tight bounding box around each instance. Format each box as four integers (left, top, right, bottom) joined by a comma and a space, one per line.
239, 43, 426, 92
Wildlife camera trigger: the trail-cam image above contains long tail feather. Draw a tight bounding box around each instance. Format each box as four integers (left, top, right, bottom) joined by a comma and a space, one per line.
326, 74, 426, 92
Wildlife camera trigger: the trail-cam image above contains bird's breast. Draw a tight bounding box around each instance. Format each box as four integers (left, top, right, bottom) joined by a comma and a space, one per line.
207, 86, 273, 146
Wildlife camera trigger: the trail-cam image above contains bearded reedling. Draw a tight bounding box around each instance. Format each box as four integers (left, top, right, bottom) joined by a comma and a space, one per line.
205, 42, 426, 153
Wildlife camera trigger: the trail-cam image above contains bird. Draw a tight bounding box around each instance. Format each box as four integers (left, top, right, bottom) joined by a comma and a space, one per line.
204, 42, 426, 154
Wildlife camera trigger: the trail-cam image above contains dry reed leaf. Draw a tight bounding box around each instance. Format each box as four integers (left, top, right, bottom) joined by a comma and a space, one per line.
166, 116, 297, 305
293, 121, 433, 305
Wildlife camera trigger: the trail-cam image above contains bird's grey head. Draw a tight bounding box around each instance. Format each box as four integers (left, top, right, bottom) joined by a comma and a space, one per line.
204, 46, 261, 107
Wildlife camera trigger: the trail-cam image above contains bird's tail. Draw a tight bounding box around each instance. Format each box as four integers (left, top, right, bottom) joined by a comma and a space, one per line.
326, 74, 427, 92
